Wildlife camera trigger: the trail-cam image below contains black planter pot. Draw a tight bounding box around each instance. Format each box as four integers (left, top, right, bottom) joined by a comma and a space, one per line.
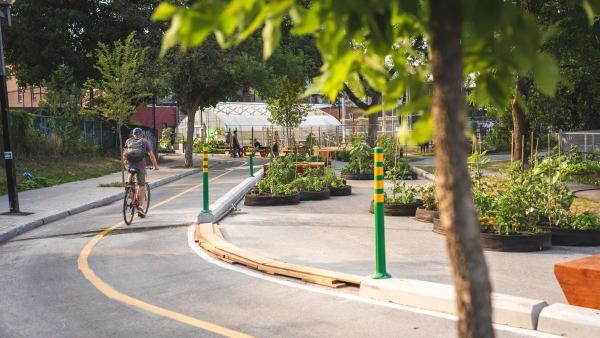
329, 185, 352, 196
432, 216, 445, 235
341, 173, 373, 180
369, 200, 421, 216
299, 188, 330, 201
537, 226, 600, 246
415, 208, 439, 223
480, 232, 552, 252
244, 191, 301, 206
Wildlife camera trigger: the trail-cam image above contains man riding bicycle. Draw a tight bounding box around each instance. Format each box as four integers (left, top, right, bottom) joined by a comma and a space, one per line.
123, 128, 159, 217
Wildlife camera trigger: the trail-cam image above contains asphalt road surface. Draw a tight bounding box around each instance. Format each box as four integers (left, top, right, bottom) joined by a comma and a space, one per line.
0, 158, 546, 338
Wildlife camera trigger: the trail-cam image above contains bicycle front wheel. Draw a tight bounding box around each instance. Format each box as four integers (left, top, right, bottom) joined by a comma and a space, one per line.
142, 183, 150, 214
123, 189, 135, 225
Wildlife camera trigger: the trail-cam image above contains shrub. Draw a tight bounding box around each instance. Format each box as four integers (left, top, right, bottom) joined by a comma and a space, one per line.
570, 211, 600, 231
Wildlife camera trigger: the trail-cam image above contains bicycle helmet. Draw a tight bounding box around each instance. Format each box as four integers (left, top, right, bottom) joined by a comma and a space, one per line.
133, 127, 143, 135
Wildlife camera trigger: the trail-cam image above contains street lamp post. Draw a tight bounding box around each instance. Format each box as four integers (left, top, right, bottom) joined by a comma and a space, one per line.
0, 0, 21, 214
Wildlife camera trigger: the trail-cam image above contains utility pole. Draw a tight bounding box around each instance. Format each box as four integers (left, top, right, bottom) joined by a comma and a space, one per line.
0, 1, 23, 215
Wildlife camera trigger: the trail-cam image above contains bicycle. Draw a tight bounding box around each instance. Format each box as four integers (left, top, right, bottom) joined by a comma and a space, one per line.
123, 167, 150, 225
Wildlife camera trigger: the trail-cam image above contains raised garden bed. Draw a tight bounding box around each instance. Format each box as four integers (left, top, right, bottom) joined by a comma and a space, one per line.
415, 208, 438, 223
341, 172, 373, 180
244, 191, 301, 206
369, 200, 422, 216
537, 226, 600, 246
432, 216, 445, 235
329, 184, 352, 196
387, 172, 418, 180
299, 188, 330, 201
480, 232, 552, 252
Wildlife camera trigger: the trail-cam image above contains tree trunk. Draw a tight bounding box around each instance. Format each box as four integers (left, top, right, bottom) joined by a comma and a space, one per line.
367, 113, 378, 147
511, 74, 530, 166
430, 1, 494, 337
185, 107, 196, 168
118, 126, 125, 184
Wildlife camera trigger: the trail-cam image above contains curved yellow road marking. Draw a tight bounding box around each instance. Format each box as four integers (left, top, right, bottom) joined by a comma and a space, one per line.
78, 169, 254, 338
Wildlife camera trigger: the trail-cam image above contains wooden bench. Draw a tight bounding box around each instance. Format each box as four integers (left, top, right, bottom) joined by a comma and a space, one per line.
555, 254, 600, 310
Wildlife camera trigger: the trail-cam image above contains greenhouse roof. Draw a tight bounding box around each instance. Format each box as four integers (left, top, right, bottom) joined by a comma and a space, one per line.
207, 102, 341, 130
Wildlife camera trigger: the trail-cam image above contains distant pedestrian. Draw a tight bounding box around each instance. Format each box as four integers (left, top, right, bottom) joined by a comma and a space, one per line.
169, 131, 175, 149
232, 129, 241, 157
273, 131, 280, 156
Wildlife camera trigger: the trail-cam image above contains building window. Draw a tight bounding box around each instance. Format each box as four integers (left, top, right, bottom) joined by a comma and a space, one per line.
31, 86, 36, 102
17, 88, 23, 103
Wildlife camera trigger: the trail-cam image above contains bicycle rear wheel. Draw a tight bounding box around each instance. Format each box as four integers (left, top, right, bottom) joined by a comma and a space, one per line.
123, 189, 135, 225
142, 183, 150, 214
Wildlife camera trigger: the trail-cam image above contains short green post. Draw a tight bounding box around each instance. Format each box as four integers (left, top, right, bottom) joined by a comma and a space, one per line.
202, 144, 210, 213
372, 147, 391, 279
249, 138, 254, 177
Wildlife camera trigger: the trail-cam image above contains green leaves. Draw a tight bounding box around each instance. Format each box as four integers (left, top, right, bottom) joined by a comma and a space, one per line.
583, 0, 600, 25
151, 3, 178, 21
532, 53, 559, 97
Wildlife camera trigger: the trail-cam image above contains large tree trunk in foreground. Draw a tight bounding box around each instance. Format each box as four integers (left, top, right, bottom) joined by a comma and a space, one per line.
511, 74, 531, 166
185, 107, 196, 168
430, 1, 494, 337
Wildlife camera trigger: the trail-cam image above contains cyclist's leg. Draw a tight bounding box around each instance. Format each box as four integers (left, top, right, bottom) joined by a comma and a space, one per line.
136, 168, 147, 208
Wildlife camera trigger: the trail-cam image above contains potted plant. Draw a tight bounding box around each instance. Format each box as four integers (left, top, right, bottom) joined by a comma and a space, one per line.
369, 178, 422, 216
475, 168, 551, 252
245, 157, 300, 206
340, 136, 373, 180
416, 185, 439, 223
324, 168, 352, 196
291, 167, 330, 201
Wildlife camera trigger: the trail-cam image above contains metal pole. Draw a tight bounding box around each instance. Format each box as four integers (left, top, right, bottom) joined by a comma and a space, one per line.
249, 138, 254, 177
202, 144, 210, 213
153, 94, 157, 157
0, 18, 20, 213
372, 147, 390, 279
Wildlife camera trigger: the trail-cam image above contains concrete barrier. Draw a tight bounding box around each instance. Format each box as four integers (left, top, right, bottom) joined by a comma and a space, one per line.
360, 277, 547, 330
197, 169, 264, 224
537, 303, 600, 337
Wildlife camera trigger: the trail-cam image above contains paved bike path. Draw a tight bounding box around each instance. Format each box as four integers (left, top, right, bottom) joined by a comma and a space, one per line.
0, 153, 242, 244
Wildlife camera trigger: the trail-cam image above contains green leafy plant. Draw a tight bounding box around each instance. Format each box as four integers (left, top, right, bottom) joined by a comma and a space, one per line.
324, 168, 345, 188
341, 135, 373, 174
569, 211, 600, 231
385, 182, 420, 204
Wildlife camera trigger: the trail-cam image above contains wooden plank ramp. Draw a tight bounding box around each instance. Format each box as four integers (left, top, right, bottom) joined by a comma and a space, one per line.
195, 224, 362, 288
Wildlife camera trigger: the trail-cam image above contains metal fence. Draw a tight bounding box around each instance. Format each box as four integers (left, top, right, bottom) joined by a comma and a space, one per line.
31, 115, 119, 150
559, 130, 600, 156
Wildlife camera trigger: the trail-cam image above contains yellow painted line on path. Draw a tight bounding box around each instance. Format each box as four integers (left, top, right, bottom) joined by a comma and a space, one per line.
78, 169, 254, 338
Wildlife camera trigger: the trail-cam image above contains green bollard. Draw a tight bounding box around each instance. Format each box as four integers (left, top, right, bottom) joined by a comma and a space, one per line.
202, 144, 210, 214
249, 138, 254, 177
372, 147, 391, 279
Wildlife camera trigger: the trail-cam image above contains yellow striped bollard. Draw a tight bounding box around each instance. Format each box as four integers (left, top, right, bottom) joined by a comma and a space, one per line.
249, 138, 254, 177
201, 144, 210, 214
372, 146, 391, 279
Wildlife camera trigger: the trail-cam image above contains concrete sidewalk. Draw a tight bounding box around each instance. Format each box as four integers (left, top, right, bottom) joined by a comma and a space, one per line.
0, 153, 242, 243
219, 176, 600, 305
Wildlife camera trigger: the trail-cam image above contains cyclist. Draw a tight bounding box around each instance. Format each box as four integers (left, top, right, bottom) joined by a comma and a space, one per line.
123, 128, 159, 217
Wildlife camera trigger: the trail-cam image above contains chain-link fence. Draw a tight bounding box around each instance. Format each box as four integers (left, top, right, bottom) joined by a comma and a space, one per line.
31, 115, 119, 150
559, 130, 600, 156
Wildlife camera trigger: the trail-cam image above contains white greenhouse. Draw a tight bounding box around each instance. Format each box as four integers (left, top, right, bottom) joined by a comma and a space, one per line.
176, 102, 343, 147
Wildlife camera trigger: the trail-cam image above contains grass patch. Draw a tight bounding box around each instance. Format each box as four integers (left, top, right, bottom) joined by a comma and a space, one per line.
0, 153, 123, 195
416, 166, 435, 174
480, 160, 511, 172
571, 197, 600, 216
400, 156, 426, 162
98, 182, 125, 188
410, 151, 435, 156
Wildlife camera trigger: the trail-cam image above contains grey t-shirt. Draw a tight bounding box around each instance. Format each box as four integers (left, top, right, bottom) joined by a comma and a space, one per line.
126, 138, 152, 169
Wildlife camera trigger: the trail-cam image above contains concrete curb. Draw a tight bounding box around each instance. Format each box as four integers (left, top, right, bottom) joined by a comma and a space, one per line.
0, 168, 202, 244
410, 163, 436, 182
537, 303, 600, 337
197, 169, 264, 224
360, 277, 548, 330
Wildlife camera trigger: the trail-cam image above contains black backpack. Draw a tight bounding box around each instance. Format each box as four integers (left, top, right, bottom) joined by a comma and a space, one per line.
125, 138, 146, 162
